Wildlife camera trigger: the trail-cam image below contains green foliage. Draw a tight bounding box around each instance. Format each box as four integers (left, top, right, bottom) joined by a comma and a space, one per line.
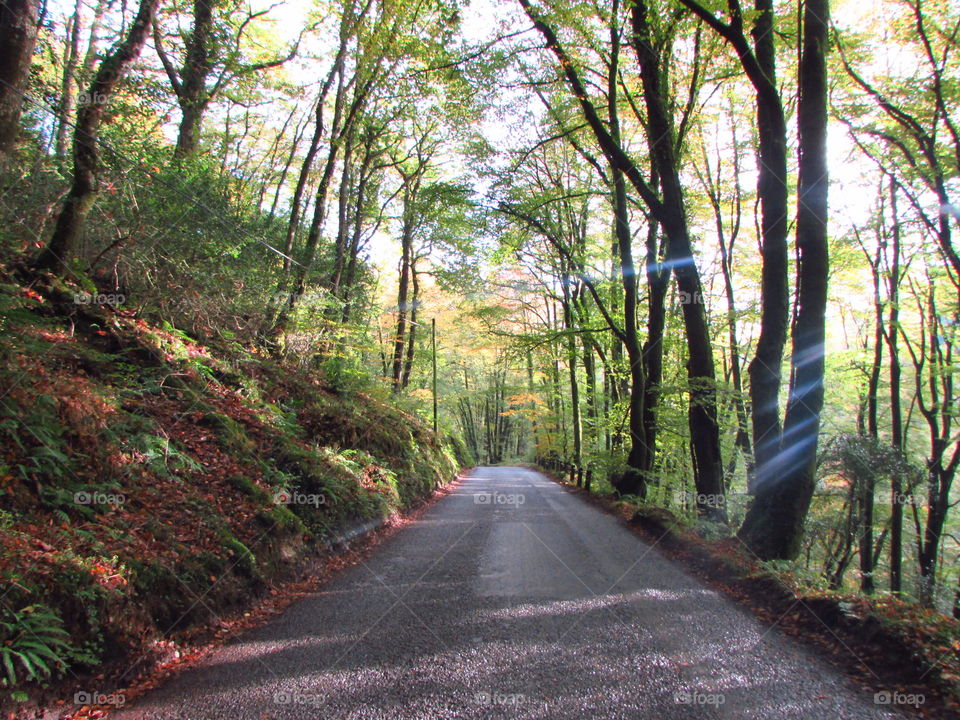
202, 411, 256, 459
318, 354, 374, 394
220, 533, 261, 581
822, 434, 920, 491
123, 432, 204, 478
0, 605, 71, 691
227, 474, 269, 503
760, 559, 831, 592
0, 396, 73, 485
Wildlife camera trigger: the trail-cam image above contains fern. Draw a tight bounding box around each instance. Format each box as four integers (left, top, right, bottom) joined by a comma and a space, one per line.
0, 605, 72, 689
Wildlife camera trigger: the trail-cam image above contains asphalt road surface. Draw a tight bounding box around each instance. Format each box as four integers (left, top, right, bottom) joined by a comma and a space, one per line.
110, 467, 909, 719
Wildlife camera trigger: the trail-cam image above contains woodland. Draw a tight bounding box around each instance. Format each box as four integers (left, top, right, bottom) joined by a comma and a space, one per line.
0, 0, 958, 708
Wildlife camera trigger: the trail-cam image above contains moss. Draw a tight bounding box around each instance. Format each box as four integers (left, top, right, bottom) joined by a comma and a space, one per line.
0, 276, 463, 704
129, 559, 184, 627
201, 411, 255, 458
255, 505, 307, 535
220, 533, 260, 582
227, 474, 270, 503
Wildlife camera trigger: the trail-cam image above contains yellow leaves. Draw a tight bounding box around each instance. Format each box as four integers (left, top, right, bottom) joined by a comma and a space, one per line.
505, 392, 544, 407
409, 388, 435, 402
501, 394, 549, 420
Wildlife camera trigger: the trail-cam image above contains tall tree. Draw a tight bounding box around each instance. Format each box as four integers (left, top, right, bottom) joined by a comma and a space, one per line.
391, 123, 437, 390
677, 0, 791, 495
0, 0, 39, 162
517, 0, 727, 515
53, 0, 84, 163
737, 0, 831, 558
629, 0, 725, 517
35, 0, 160, 274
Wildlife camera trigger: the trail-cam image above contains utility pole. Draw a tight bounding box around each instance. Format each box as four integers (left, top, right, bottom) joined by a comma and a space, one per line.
432, 317, 438, 435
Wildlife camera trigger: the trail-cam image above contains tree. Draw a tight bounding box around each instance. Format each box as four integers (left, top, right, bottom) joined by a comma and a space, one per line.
0, 0, 40, 161
495, 138, 592, 473
516, 0, 728, 516
154, 0, 302, 160
390, 121, 438, 390
835, 0, 960, 590
677, 0, 790, 495
737, 0, 831, 558
35, 0, 160, 274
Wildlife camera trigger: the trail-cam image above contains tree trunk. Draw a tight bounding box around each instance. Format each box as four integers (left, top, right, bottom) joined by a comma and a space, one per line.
339, 149, 374, 323
173, 0, 214, 159
859, 468, 876, 593
562, 276, 583, 471
400, 262, 419, 390
631, 0, 725, 518
54, 0, 83, 163
886, 181, 904, 593
859, 212, 886, 594
613, 167, 648, 497
0, 0, 39, 162
329, 132, 356, 299
641, 220, 668, 486
35, 0, 158, 274
606, 12, 648, 497
739, 0, 830, 558
577, 296, 599, 457
747, 0, 790, 493
392, 206, 413, 390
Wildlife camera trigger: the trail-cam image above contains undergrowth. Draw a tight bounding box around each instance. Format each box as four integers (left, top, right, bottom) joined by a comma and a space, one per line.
0, 272, 461, 710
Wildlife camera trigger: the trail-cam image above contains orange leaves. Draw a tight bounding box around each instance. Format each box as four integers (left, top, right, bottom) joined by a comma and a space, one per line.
87, 558, 128, 591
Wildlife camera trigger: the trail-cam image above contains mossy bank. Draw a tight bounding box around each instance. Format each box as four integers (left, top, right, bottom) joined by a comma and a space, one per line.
0, 273, 463, 713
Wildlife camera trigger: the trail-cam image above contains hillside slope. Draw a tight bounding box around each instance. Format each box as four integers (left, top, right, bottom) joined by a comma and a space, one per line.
0, 272, 461, 712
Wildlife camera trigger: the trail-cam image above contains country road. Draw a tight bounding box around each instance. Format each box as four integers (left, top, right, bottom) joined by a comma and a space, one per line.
110, 467, 907, 719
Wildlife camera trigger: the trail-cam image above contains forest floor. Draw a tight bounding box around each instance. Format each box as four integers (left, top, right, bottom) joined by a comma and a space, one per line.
0, 269, 463, 718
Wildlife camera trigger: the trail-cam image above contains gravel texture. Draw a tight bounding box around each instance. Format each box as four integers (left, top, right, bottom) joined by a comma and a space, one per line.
110, 466, 910, 719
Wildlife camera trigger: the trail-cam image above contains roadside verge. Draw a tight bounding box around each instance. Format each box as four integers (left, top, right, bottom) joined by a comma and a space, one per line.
538, 468, 960, 720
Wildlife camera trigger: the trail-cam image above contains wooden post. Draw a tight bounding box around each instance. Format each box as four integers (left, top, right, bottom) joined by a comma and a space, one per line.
431, 318, 438, 435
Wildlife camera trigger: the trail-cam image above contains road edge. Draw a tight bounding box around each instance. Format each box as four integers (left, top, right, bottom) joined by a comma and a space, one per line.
54, 469, 472, 720
533, 466, 956, 720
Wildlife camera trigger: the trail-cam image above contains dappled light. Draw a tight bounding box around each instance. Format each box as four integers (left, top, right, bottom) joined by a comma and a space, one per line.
0, 0, 957, 715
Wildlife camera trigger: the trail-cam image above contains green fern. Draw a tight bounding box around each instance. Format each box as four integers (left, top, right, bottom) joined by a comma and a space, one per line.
0, 605, 72, 688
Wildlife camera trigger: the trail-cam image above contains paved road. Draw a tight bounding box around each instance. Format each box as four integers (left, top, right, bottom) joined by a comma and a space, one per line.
110, 467, 907, 719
